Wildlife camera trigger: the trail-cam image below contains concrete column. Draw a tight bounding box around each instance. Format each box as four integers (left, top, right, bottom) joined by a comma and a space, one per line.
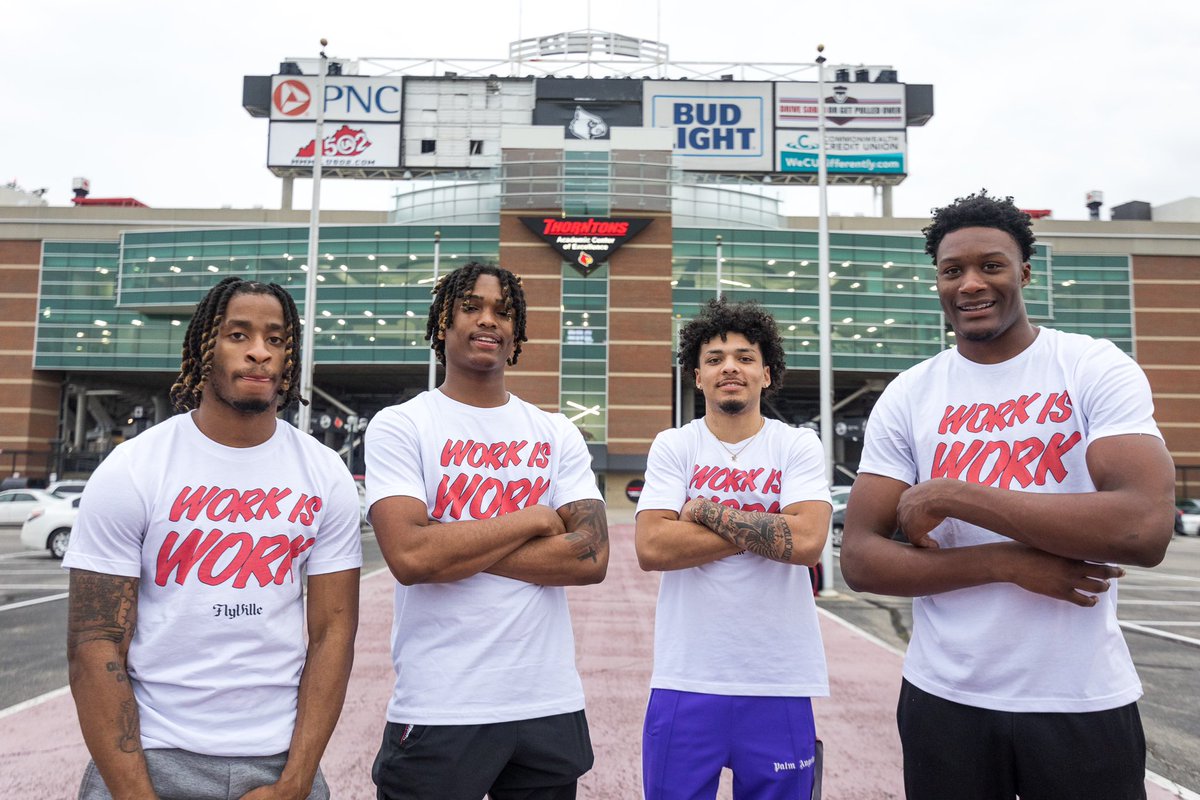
881, 185, 894, 218
152, 394, 169, 424
73, 387, 86, 450
281, 176, 295, 211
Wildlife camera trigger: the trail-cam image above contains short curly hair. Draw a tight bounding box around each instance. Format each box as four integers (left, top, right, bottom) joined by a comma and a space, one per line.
678, 297, 786, 396
923, 189, 1036, 263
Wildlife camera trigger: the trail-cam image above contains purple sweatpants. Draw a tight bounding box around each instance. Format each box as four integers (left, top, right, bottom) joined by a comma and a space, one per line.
642, 689, 817, 800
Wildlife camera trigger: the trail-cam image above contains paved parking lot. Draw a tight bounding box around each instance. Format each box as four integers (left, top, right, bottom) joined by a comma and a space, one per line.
1, 523, 1197, 797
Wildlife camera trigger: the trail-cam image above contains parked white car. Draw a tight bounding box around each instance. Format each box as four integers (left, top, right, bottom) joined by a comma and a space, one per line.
829, 486, 852, 547
1178, 499, 1200, 536
47, 480, 88, 498
0, 489, 68, 527
21, 496, 80, 559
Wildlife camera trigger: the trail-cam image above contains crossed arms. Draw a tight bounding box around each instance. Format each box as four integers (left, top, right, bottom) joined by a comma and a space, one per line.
840, 434, 1176, 606
67, 568, 359, 800
635, 497, 832, 571
371, 496, 609, 586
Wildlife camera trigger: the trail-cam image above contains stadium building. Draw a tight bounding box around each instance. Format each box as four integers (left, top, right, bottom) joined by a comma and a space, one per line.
3, 32, 1198, 504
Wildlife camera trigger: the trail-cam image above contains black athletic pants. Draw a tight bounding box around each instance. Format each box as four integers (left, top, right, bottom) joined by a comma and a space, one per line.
372, 710, 593, 800
897, 679, 1146, 800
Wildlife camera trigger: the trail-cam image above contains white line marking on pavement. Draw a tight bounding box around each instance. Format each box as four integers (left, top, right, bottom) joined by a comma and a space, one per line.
1120, 621, 1200, 648
1120, 585, 1200, 592
1146, 769, 1200, 799
815, 607, 906, 658
0, 566, 393, 716
1119, 600, 1200, 606
0, 686, 71, 720
0, 583, 70, 591
0, 592, 69, 612
1120, 620, 1200, 626
0, 551, 44, 561
1124, 568, 1200, 585
0, 569, 70, 575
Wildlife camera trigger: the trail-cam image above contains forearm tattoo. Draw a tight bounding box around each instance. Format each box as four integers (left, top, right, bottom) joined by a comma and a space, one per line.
117, 698, 141, 753
692, 500, 794, 562
560, 499, 609, 563
69, 571, 143, 754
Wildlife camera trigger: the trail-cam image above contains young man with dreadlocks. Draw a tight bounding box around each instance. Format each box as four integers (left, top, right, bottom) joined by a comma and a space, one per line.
841, 191, 1176, 799
635, 298, 832, 800
365, 262, 608, 800
64, 277, 362, 800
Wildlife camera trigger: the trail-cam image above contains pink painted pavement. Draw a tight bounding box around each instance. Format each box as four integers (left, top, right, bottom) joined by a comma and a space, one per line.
0, 522, 1181, 798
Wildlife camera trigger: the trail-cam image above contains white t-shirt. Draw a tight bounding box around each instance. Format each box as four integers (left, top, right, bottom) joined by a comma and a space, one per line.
859, 327, 1162, 712
63, 413, 363, 756
365, 389, 603, 725
636, 418, 832, 697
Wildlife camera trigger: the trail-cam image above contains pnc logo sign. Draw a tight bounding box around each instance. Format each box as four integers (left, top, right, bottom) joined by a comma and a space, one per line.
273, 80, 312, 117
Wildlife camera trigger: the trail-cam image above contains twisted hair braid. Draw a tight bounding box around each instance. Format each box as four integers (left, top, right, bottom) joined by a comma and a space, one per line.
425, 262, 528, 366
169, 277, 305, 412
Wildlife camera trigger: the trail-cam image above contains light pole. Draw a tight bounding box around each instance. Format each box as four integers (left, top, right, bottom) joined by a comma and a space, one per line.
715, 234, 724, 298
816, 44, 837, 596
427, 230, 441, 391
296, 39, 328, 435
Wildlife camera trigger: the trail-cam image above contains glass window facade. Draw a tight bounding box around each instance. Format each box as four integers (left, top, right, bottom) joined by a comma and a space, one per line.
563, 152, 611, 217
37, 225, 498, 370
37, 241, 184, 370
1040, 254, 1134, 355
672, 227, 1055, 373
34, 223, 1133, 384
560, 262, 609, 443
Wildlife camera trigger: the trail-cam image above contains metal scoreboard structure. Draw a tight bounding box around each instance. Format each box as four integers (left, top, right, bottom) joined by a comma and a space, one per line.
242, 30, 933, 186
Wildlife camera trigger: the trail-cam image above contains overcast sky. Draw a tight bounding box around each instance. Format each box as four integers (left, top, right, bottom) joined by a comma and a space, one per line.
6, 0, 1198, 221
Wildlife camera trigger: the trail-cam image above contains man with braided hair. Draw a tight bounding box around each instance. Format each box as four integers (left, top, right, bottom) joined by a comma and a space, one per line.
841, 191, 1175, 799
65, 277, 362, 800
366, 262, 608, 800
635, 297, 832, 800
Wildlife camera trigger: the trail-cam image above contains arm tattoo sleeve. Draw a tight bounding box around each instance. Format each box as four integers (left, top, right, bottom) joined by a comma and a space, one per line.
692, 500, 794, 562
559, 499, 609, 563
69, 570, 143, 754
68, 571, 139, 656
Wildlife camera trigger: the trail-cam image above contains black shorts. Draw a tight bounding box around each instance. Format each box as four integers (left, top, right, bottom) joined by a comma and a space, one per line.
372, 710, 593, 800
897, 679, 1146, 800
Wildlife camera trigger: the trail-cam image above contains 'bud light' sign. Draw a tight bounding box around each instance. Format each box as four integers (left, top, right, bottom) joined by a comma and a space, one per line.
644, 81, 771, 172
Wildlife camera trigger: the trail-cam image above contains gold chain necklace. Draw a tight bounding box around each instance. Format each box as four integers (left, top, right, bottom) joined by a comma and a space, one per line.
707, 418, 766, 463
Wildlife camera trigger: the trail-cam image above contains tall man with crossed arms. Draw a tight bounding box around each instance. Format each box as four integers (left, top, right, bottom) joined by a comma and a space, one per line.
842, 191, 1176, 800
366, 262, 608, 800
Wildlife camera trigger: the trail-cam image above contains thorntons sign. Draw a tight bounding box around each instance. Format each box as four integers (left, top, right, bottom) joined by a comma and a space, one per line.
521, 217, 654, 277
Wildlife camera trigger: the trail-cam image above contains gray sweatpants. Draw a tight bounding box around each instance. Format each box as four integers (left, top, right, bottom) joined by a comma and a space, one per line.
78, 749, 331, 799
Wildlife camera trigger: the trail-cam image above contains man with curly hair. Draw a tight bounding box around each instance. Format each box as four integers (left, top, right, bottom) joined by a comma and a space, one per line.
635, 297, 833, 800
841, 191, 1176, 799
365, 262, 608, 799
64, 277, 362, 799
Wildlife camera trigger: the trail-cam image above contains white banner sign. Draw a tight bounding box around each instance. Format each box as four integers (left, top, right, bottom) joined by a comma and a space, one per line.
776, 129, 907, 175
269, 76, 403, 122
268, 122, 401, 169
775, 82, 905, 130
643, 81, 771, 172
